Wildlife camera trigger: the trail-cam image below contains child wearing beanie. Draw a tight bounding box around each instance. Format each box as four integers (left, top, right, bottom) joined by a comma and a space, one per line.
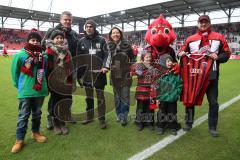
156, 54, 182, 136
45, 29, 73, 135
11, 28, 48, 153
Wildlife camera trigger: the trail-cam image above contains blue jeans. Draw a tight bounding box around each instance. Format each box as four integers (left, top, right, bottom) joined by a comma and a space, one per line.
16, 97, 44, 140
113, 85, 130, 121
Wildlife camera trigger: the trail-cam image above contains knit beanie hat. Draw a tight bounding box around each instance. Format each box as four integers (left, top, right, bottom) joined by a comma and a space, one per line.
27, 28, 42, 42
85, 19, 97, 29
50, 29, 64, 40
159, 54, 173, 68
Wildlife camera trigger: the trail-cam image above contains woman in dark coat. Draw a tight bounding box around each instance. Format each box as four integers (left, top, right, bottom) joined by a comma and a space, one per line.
104, 27, 135, 126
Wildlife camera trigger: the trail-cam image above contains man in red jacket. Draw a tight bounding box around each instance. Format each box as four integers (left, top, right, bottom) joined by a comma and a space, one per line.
178, 15, 231, 137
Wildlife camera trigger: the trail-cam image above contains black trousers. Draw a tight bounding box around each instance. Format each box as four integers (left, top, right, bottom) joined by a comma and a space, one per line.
157, 101, 178, 129
135, 100, 154, 126
48, 91, 72, 122
85, 85, 106, 121
185, 80, 219, 129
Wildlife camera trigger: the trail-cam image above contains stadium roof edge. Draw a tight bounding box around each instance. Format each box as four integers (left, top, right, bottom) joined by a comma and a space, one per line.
87, 0, 240, 26
0, 5, 84, 26
1, 0, 240, 29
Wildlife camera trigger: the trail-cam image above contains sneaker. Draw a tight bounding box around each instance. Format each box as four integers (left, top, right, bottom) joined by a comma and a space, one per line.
183, 124, 192, 131
209, 128, 219, 137
11, 140, 24, 153
32, 132, 47, 143
156, 127, 164, 135
60, 124, 69, 135
171, 129, 177, 136
99, 121, 107, 129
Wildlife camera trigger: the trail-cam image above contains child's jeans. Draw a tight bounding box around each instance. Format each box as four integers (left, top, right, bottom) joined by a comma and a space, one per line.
16, 97, 44, 140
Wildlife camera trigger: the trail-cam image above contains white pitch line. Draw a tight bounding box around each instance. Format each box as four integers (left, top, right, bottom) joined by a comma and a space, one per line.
128, 95, 240, 160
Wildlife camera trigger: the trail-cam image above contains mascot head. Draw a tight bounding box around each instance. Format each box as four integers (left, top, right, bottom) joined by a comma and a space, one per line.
145, 14, 176, 49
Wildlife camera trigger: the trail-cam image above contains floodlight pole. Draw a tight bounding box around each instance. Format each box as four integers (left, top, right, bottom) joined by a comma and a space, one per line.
122, 22, 124, 32
181, 14, 185, 27
148, 15, 151, 26
134, 19, 136, 32
37, 20, 40, 30
101, 26, 103, 35
1, 17, 8, 28
8, 0, 12, 7
1, 17, 3, 28
29, 0, 34, 10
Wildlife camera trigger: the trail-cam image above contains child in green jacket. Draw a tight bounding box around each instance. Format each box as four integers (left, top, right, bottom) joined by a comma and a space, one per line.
11, 29, 48, 153
156, 54, 182, 136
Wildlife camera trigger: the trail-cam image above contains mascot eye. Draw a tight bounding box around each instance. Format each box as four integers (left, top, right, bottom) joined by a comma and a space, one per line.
151, 28, 157, 34
164, 28, 170, 34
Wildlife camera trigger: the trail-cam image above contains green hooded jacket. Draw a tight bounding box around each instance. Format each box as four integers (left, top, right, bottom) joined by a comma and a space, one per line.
11, 48, 48, 98
157, 71, 183, 102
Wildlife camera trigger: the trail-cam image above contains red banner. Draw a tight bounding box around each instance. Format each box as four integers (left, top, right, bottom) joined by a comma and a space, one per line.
230, 55, 240, 60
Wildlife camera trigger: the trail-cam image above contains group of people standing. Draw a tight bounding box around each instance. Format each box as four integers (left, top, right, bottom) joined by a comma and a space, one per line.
10, 11, 231, 154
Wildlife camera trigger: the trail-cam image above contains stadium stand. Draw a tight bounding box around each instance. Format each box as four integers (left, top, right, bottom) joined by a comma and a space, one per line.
1, 22, 240, 56
0, 28, 45, 54
108, 22, 240, 56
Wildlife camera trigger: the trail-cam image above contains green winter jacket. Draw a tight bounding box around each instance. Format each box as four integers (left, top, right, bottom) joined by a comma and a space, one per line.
11, 48, 48, 98
157, 71, 183, 102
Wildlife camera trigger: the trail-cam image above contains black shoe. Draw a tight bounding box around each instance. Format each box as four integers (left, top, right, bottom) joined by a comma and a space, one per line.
53, 126, 62, 135
136, 124, 144, 131
120, 119, 128, 126
183, 124, 192, 131
60, 124, 69, 135
171, 129, 177, 136
116, 117, 120, 123
99, 121, 107, 129
69, 117, 77, 124
156, 127, 164, 135
148, 125, 155, 131
209, 128, 219, 137
46, 120, 53, 130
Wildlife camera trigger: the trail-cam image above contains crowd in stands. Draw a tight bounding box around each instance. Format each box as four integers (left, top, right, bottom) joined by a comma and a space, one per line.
0, 28, 45, 50
122, 22, 240, 55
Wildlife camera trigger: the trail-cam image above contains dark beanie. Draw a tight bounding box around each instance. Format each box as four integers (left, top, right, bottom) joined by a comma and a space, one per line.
50, 29, 64, 40
159, 54, 173, 68
27, 28, 42, 42
85, 19, 97, 29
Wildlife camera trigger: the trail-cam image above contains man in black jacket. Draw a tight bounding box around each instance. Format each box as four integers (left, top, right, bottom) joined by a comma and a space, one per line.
77, 20, 108, 129
42, 11, 78, 130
